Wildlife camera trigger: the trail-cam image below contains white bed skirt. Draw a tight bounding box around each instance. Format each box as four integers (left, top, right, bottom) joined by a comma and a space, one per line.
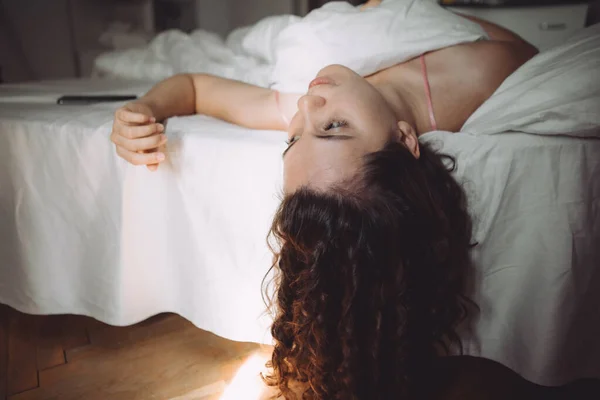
0, 79, 285, 345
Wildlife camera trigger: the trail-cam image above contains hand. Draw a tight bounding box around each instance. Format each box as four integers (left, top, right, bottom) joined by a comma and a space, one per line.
110, 102, 167, 171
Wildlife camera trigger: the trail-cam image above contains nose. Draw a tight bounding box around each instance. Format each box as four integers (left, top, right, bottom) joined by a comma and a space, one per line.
297, 94, 325, 115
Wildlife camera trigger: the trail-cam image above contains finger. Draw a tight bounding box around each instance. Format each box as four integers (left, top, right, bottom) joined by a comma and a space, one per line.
117, 123, 164, 140
116, 146, 165, 166
112, 132, 167, 152
117, 109, 155, 124
143, 147, 160, 171
143, 147, 161, 172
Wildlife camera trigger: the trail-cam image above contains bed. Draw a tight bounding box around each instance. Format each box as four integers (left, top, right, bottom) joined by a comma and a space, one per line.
1, 1, 599, 389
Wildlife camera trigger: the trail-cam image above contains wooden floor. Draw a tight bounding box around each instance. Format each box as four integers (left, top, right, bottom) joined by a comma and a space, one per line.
0, 304, 261, 400
1, 303, 599, 400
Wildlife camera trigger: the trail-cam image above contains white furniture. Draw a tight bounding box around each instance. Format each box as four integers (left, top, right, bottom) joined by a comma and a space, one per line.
445, 3, 590, 50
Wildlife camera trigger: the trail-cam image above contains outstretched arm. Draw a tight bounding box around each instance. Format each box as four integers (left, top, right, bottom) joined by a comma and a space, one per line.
136, 73, 292, 130
111, 73, 299, 169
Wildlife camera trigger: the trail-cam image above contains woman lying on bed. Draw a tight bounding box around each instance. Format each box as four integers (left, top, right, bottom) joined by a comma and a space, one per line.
111, 3, 537, 398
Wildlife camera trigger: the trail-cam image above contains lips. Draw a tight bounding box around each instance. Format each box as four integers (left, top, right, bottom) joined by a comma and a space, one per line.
308, 76, 333, 90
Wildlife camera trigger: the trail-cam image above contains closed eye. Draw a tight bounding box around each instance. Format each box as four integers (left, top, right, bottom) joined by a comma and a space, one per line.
314, 134, 353, 140
282, 135, 300, 157
324, 120, 348, 131
282, 133, 354, 158
285, 136, 300, 146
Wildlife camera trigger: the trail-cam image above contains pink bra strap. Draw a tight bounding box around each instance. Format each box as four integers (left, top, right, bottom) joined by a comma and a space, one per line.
420, 53, 438, 131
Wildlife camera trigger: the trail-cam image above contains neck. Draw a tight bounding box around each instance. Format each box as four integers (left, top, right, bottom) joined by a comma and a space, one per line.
367, 66, 431, 136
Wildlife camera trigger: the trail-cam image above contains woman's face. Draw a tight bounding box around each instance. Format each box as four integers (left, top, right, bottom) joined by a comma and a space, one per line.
282, 65, 416, 193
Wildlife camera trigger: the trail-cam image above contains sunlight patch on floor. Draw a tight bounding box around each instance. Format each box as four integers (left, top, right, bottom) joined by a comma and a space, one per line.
220, 353, 272, 400
168, 380, 226, 399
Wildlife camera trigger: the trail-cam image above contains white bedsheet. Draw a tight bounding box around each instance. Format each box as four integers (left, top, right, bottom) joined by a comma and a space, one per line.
270, 0, 486, 93
427, 23, 600, 385
420, 131, 600, 386
1, 16, 599, 393
94, 0, 486, 93
0, 79, 285, 345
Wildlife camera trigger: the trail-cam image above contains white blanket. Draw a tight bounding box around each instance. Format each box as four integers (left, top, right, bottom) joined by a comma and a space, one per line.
94, 0, 486, 93
1, 2, 599, 388
94, 27, 274, 86
462, 24, 600, 138
270, 0, 486, 93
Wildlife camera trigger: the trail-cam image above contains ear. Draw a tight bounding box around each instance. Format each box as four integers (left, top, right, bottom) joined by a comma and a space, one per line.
396, 121, 420, 159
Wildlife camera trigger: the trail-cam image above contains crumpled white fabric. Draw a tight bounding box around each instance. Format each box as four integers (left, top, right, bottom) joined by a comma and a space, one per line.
462, 23, 600, 138
270, 0, 487, 93
94, 28, 273, 87
93, 0, 486, 93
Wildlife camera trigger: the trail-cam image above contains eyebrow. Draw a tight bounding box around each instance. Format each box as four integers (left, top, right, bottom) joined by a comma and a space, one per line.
282, 134, 354, 158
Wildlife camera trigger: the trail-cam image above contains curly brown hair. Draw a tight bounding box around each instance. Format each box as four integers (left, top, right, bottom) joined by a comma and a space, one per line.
263, 140, 475, 399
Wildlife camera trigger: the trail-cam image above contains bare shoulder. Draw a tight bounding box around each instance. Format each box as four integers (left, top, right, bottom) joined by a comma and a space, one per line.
407, 40, 538, 132
430, 40, 537, 99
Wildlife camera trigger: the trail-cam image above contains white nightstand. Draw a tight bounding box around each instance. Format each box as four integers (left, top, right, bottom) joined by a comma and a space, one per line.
445, 3, 590, 50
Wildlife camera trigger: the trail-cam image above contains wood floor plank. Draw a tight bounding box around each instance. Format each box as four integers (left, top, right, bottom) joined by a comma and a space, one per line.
42, 321, 201, 386
68, 314, 194, 364
3, 309, 600, 400
36, 316, 65, 371
19, 324, 241, 400
59, 315, 89, 352
0, 304, 12, 400
85, 313, 189, 351
167, 381, 226, 399
6, 313, 39, 396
